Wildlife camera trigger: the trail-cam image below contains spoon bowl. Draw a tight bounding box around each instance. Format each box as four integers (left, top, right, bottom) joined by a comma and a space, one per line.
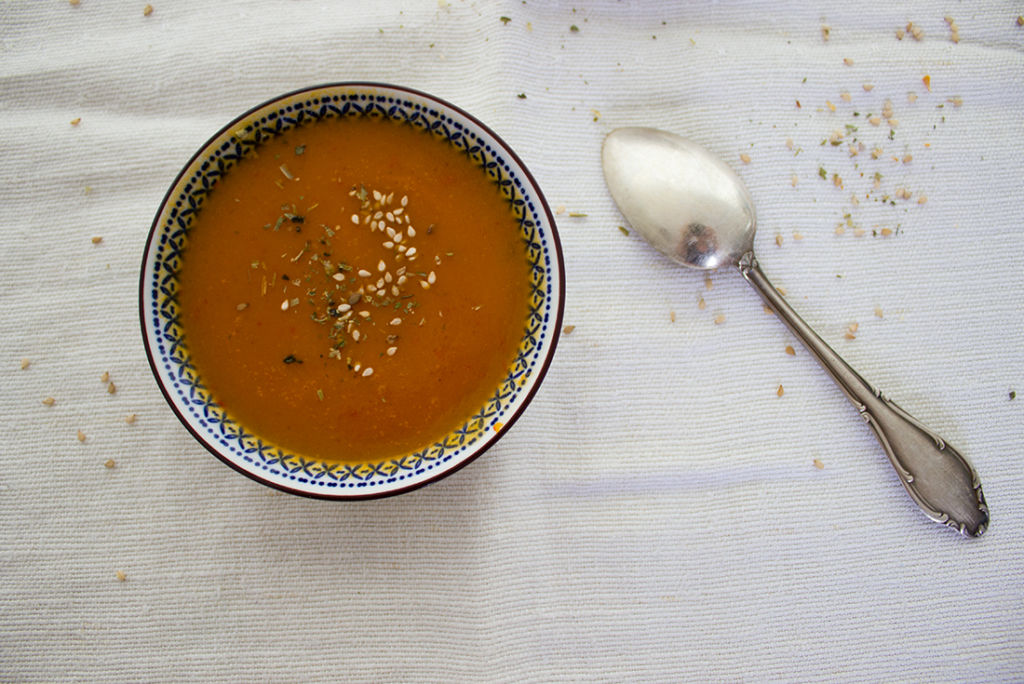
602, 127, 755, 270
602, 126, 988, 537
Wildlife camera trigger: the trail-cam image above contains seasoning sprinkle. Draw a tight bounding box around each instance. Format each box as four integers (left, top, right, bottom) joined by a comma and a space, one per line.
115, 570, 127, 582
20, 358, 30, 370
562, 325, 576, 335
77, 429, 86, 443
104, 459, 116, 468
125, 413, 137, 424
42, 396, 55, 406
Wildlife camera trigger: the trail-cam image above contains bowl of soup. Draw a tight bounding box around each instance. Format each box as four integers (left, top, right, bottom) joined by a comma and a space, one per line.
141, 83, 564, 498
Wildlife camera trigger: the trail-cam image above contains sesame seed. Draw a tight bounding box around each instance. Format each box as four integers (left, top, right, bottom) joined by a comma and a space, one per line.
389, 317, 402, 326
358, 310, 370, 319
352, 329, 361, 341
281, 299, 289, 311
357, 269, 372, 278
427, 271, 436, 285
42, 396, 55, 406
420, 281, 430, 290
383, 241, 394, 249
405, 247, 417, 257
372, 190, 382, 201
337, 303, 351, 313
777, 384, 784, 397
407, 227, 416, 237
332, 272, 345, 281
362, 367, 374, 377
386, 346, 398, 356
377, 260, 386, 272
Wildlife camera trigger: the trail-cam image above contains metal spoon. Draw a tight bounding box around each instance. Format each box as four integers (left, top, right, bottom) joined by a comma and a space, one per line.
602, 126, 988, 537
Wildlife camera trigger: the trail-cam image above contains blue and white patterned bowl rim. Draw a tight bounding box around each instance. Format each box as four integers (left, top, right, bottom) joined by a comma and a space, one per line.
140, 83, 564, 499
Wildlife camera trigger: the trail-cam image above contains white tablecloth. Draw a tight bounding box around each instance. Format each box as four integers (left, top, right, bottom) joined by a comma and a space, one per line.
3, 1, 1023, 681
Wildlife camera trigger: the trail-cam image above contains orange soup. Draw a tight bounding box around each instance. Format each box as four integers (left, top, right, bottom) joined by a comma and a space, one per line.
177, 116, 531, 464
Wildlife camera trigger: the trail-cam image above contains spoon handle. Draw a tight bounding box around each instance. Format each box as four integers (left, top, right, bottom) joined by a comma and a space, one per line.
738, 252, 988, 537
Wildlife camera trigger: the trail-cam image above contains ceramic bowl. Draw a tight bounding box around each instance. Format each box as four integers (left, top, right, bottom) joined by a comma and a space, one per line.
140, 83, 564, 498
